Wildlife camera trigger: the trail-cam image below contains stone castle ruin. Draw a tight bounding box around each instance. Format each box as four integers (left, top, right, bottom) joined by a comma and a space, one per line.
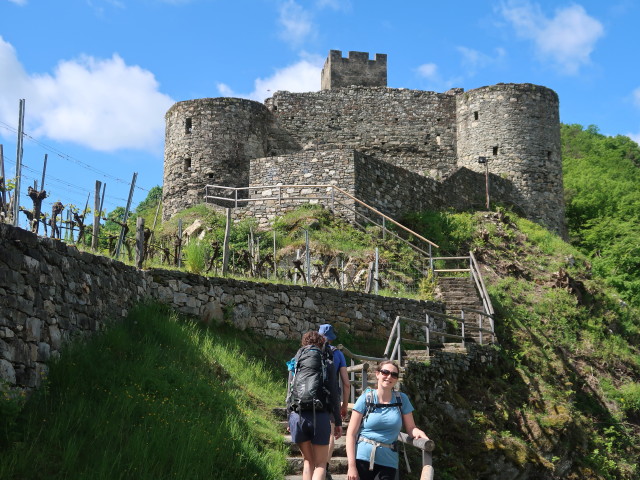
163, 50, 565, 236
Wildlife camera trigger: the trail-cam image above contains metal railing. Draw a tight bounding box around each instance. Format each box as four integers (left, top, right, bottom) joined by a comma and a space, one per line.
337, 344, 382, 402
384, 310, 497, 365
432, 252, 495, 319
204, 183, 439, 258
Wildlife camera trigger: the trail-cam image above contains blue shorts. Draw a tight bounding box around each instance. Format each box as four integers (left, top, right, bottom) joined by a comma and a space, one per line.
288, 410, 331, 445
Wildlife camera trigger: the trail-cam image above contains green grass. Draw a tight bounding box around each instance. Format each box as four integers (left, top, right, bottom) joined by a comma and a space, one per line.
0, 303, 293, 480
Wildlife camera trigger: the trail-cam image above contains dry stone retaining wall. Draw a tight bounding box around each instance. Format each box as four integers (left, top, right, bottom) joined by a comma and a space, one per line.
0, 223, 444, 390
0, 223, 147, 388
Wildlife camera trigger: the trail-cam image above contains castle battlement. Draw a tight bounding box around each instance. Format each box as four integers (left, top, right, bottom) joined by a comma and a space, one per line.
163, 51, 566, 237
321, 50, 387, 90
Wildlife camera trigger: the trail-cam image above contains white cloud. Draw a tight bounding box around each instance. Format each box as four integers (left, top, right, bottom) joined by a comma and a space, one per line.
0, 36, 173, 153
217, 55, 323, 102
457, 46, 507, 75
628, 132, 640, 144
278, 0, 316, 46
499, 1, 604, 75
6, 0, 27, 5
415, 62, 462, 92
417, 63, 438, 79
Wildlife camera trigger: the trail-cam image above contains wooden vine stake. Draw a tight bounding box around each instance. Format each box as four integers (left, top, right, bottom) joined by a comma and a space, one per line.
136, 217, 145, 269
92, 181, 102, 250
222, 207, 231, 276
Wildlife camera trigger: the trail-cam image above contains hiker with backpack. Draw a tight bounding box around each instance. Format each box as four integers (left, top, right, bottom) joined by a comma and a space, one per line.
287, 331, 343, 480
345, 360, 428, 480
318, 323, 351, 480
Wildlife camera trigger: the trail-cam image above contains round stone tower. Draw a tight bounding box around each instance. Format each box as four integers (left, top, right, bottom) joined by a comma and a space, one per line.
163, 97, 272, 219
456, 83, 565, 236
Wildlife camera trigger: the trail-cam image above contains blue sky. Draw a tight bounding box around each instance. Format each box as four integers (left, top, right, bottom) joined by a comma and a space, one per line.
1, 0, 639, 224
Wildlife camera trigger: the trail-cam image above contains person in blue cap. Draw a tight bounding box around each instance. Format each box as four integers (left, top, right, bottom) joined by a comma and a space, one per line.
319, 323, 351, 479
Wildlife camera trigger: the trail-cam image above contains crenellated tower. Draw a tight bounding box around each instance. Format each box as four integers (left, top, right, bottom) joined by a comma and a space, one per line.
321, 50, 387, 90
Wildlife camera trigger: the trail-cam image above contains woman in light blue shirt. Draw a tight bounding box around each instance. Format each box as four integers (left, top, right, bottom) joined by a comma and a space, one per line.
346, 360, 428, 480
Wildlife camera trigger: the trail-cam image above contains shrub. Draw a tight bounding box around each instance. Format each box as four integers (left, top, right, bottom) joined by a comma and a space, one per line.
183, 240, 211, 274
618, 382, 640, 416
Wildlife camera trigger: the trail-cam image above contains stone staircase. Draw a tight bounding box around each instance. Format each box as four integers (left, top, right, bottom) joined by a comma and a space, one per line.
435, 276, 490, 343
435, 276, 484, 316
274, 406, 351, 480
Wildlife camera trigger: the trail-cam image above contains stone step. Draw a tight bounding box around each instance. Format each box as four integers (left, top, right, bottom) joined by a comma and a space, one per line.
286, 475, 348, 480
286, 451, 349, 474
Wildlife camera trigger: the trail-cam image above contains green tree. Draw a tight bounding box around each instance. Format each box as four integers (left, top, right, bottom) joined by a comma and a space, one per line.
562, 123, 640, 305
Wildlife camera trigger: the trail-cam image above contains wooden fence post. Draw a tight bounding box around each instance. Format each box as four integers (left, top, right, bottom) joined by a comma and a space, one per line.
136, 217, 145, 269
92, 181, 102, 250
222, 207, 231, 276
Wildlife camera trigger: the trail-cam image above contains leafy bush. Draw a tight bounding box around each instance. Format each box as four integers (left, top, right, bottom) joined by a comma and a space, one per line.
618, 382, 640, 416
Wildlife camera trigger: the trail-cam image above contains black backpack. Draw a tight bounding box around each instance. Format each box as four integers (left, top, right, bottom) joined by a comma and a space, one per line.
287, 344, 333, 413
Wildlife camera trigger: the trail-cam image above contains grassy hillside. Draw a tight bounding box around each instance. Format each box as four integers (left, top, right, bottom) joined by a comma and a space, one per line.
0, 303, 297, 480
404, 209, 640, 479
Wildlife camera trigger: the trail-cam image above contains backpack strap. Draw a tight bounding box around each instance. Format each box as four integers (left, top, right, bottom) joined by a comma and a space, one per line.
362, 389, 403, 421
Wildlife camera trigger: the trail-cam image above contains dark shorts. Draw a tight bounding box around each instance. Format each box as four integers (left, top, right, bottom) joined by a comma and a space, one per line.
355, 459, 397, 480
288, 410, 331, 445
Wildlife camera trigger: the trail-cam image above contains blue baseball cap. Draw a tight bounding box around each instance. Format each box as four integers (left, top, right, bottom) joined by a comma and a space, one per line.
318, 324, 337, 341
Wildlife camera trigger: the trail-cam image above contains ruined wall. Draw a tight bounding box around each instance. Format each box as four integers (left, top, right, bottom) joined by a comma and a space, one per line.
245, 147, 357, 227
0, 223, 444, 390
353, 153, 440, 221
353, 156, 522, 227
207, 150, 534, 232
321, 50, 387, 90
456, 84, 565, 235
266, 86, 459, 177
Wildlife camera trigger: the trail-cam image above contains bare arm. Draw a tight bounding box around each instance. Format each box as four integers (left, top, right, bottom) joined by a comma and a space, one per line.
402, 411, 428, 439
346, 409, 363, 480
339, 365, 350, 417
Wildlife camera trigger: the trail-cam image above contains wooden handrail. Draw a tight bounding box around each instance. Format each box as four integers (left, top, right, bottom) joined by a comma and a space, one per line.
338, 344, 385, 363
397, 432, 435, 479
397, 432, 435, 452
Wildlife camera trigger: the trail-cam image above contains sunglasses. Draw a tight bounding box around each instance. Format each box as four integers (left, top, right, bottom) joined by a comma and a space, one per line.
378, 369, 399, 379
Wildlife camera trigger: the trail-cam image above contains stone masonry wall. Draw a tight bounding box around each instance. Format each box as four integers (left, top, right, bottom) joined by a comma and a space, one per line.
266, 86, 459, 178
353, 154, 521, 225
0, 223, 147, 388
147, 269, 443, 342
205, 148, 524, 232
0, 223, 444, 390
244, 147, 357, 227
